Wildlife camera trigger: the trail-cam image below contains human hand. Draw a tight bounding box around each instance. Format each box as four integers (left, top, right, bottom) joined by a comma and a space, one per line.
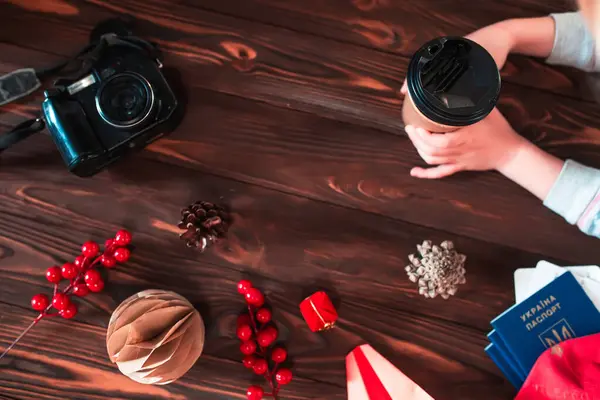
405, 108, 528, 179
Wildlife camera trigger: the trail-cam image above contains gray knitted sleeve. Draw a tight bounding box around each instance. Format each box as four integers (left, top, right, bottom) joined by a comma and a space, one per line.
547, 12, 599, 72
542, 13, 600, 238
544, 161, 600, 238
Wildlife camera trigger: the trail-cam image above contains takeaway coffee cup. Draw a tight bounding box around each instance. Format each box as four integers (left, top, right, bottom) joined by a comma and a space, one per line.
402, 36, 501, 133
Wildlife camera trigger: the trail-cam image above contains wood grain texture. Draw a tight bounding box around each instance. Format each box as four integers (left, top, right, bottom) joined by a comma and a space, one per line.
1, 38, 599, 263
0, 0, 598, 399
0, 0, 594, 134
0, 143, 532, 399
183, 0, 563, 51
2, 1, 600, 262
0, 302, 345, 400
182, 0, 589, 101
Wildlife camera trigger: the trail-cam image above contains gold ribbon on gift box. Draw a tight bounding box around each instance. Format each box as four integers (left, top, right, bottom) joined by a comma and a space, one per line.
308, 296, 336, 331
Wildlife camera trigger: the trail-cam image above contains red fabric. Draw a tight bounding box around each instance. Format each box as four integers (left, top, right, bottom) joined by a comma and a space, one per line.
516, 333, 600, 400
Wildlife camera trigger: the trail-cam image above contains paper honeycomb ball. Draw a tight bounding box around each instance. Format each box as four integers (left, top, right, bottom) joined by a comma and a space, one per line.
106, 289, 205, 384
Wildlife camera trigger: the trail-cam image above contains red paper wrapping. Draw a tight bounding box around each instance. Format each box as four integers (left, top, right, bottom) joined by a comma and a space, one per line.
516, 333, 600, 399
346, 344, 434, 400
299, 291, 337, 332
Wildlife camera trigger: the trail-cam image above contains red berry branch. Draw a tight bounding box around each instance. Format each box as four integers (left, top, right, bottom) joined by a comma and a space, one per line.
236, 280, 293, 400
0, 230, 132, 360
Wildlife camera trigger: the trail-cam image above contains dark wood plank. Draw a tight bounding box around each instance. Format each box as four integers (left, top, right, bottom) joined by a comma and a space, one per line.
0, 1, 588, 400
0, 303, 344, 400
183, 0, 568, 52
0, 0, 593, 136
1, 22, 599, 263
182, 0, 588, 101
145, 89, 600, 264
0, 138, 551, 399
0, 140, 545, 332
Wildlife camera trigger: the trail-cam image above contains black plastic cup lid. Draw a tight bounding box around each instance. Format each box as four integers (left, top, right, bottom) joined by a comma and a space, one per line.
406, 36, 501, 127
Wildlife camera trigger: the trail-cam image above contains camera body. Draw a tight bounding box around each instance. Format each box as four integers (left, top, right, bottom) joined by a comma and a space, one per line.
42, 38, 180, 177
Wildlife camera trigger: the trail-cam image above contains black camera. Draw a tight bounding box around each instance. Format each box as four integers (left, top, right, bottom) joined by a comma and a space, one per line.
41, 34, 180, 177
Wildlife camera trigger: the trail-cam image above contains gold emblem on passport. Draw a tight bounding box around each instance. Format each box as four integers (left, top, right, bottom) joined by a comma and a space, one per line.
539, 318, 575, 349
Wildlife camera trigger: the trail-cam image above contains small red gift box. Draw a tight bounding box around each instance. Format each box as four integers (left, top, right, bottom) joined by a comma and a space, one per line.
300, 291, 338, 332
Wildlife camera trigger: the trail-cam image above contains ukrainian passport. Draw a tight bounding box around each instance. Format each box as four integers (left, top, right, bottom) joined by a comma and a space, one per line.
491, 272, 600, 375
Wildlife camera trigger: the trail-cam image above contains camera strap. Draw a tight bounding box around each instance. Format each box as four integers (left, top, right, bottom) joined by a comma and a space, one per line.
0, 42, 98, 108
0, 41, 96, 152
0, 117, 45, 153
0, 69, 42, 107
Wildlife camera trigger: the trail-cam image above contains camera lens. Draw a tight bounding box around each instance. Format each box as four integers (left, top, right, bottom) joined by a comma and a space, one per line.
96, 72, 153, 128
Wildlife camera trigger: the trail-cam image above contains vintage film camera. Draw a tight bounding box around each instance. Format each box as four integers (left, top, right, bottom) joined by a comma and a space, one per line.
42, 34, 181, 176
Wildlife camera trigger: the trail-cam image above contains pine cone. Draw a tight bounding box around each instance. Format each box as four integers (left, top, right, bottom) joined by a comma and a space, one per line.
405, 240, 466, 300
178, 201, 231, 251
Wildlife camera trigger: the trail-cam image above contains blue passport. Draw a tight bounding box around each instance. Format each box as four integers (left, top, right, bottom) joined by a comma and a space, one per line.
487, 330, 526, 381
492, 272, 600, 375
485, 343, 522, 388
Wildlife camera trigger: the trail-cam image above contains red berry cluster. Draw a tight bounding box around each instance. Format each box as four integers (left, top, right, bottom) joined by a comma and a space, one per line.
30, 230, 132, 320
236, 280, 292, 400
0, 230, 133, 361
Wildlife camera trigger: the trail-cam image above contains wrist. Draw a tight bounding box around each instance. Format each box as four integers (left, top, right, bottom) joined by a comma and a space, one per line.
496, 140, 565, 201
495, 136, 533, 175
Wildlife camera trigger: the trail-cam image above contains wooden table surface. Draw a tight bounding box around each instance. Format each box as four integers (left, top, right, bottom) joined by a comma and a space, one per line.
1, 0, 599, 399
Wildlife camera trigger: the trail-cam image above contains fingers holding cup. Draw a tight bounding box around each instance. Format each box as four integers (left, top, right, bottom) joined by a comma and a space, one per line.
405, 125, 460, 158
414, 127, 463, 150
410, 164, 463, 179
400, 79, 408, 95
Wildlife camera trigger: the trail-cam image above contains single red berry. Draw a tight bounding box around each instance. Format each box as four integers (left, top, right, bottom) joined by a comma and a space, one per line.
105, 238, 114, 248
52, 293, 70, 310
237, 324, 253, 341
237, 279, 253, 295
243, 355, 257, 369
114, 229, 132, 246
101, 255, 117, 268
45, 266, 62, 284
72, 283, 89, 297
73, 255, 86, 270
255, 308, 271, 324
271, 347, 288, 363
113, 247, 130, 263
81, 241, 100, 258
257, 326, 278, 347
87, 279, 105, 293
246, 385, 264, 400
245, 288, 264, 307
31, 294, 49, 311
84, 269, 101, 285
59, 302, 77, 319
275, 368, 293, 385
61, 263, 77, 279
240, 341, 257, 355
252, 358, 268, 375
237, 314, 251, 327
